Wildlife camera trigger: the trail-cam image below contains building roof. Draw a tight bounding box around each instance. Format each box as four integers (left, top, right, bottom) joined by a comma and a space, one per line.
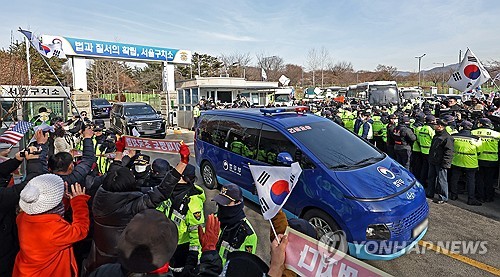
176, 77, 279, 90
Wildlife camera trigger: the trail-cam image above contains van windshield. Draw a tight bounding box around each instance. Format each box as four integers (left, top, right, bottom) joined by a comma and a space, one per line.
368, 85, 399, 105
289, 121, 384, 169
275, 94, 291, 102
125, 105, 155, 116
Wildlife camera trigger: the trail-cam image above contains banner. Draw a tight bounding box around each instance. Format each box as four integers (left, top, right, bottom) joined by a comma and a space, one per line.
249, 162, 302, 220
284, 227, 391, 277
123, 135, 182, 153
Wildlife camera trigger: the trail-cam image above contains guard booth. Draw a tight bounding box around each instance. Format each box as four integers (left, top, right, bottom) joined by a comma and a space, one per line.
0, 85, 70, 124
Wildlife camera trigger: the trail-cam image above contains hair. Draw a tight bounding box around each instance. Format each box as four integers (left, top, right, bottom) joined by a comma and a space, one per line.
48, 152, 74, 172
102, 167, 136, 192
38, 107, 47, 113
54, 127, 66, 138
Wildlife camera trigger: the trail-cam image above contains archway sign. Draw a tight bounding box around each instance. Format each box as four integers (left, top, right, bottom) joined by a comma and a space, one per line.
41, 35, 192, 120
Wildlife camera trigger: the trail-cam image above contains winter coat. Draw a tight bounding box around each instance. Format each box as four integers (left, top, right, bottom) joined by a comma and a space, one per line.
0, 153, 48, 276
429, 129, 455, 169
13, 195, 91, 277
84, 161, 181, 273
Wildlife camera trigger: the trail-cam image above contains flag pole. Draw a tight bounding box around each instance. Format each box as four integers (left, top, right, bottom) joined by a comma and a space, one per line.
269, 219, 281, 244
19, 28, 80, 116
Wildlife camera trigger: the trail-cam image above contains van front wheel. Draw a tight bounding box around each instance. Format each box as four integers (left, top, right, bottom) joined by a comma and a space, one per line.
303, 209, 348, 254
201, 161, 217, 189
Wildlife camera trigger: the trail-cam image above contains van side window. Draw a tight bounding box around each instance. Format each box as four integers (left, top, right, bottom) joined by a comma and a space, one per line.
197, 115, 216, 144
258, 124, 295, 165
217, 116, 261, 159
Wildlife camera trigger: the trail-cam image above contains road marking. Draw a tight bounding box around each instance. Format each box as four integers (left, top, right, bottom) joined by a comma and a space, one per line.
418, 240, 500, 276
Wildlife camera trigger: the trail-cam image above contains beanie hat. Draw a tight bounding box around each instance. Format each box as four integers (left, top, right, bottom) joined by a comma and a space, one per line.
19, 174, 65, 215
117, 209, 178, 273
224, 251, 269, 277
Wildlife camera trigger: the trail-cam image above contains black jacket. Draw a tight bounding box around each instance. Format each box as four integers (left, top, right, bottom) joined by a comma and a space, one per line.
393, 124, 417, 149
88, 250, 222, 277
429, 129, 454, 168
85, 161, 182, 273
0, 152, 48, 276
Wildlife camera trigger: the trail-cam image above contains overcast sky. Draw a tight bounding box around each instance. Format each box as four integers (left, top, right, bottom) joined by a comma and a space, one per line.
2, 0, 498, 72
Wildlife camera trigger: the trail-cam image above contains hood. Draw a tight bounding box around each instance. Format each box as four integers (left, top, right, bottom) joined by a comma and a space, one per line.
126, 113, 163, 121
334, 157, 415, 200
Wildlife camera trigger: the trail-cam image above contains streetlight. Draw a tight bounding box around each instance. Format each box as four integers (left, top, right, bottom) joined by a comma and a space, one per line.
434, 62, 445, 93
415, 53, 426, 88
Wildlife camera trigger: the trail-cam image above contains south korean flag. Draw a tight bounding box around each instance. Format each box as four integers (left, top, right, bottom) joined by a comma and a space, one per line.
447, 48, 490, 92
249, 162, 302, 220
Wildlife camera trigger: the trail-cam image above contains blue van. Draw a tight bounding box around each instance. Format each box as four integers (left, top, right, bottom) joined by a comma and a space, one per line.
194, 106, 428, 260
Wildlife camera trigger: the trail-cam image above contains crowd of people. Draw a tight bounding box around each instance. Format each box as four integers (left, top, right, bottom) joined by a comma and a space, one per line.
0, 109, 325, 277
314, 94, 500, 206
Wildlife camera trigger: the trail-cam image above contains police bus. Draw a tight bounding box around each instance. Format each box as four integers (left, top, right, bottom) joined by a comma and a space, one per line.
347, 81, 401, 106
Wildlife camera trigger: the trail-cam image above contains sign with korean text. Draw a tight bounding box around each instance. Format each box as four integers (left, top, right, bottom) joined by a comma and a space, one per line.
1, 85, 70, 98
42, 35, 192, 64
123, 135, 182, 154
284, 228, 391, 277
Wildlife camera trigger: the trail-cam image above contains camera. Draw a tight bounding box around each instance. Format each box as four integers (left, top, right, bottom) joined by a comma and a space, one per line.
20, 145, 42, 157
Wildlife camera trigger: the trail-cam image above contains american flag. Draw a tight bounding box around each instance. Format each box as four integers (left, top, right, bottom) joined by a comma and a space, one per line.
0, 121, 33, 145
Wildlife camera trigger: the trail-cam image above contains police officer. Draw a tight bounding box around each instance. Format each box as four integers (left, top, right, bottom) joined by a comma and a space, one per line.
213, 184, 257, 265
193, 104, 201, 131
418, 115, 436, 187
392, 116, 416, 169
449, 121, 482, 206
156, 164, 205, 276
132, 154, 151, 188
372, 110, 386, 151
358, 111, 374, 142
386, 114, 398, 158
443, 114, 458, 135
472, 118, 500, 202
410, 113, 424, 176
92, 126, 108, 174
341, 107, 355, 132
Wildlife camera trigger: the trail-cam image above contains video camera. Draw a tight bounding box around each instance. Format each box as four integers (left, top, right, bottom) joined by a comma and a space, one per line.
19, 143, 42, 157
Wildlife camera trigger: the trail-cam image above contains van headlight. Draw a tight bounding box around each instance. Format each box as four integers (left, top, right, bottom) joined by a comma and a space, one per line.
366, 224, 391, 240
415, 180, 422, 188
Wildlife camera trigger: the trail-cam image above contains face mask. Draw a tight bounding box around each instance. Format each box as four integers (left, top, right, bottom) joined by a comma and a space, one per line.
134, 165, 148, 173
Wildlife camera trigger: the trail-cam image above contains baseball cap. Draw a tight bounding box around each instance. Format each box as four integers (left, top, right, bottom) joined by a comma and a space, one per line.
212, 184, 243, 206
479, 118, 492, 126
134, 154, 150, 166
460, 120, 473, 130
425, 115, 436, 124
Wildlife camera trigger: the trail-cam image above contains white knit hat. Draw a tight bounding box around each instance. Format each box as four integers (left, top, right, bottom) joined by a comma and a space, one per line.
19, 174, 65, 215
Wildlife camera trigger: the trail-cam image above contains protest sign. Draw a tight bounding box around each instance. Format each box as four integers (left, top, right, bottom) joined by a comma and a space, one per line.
285, 227, 391, 277
123, 135, 182, 154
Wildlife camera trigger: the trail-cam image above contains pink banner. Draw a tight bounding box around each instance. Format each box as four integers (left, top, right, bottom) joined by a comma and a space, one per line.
284, 227, 391, 277
123, 135, 182, 154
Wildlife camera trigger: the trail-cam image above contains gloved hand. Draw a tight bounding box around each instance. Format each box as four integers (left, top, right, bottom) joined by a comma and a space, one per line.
179, 142, 190, 164
115, 136, 126, 153
198, 214, 220, 252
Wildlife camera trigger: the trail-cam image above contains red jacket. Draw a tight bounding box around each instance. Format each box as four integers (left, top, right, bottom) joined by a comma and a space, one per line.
13, 195, 91, 277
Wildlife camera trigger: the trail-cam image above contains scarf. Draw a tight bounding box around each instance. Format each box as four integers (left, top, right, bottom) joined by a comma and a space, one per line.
45, 202, 65, 216
217, 202, 245, 228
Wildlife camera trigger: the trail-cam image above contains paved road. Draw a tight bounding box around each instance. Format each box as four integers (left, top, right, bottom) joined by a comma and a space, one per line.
142, 130, 499, 277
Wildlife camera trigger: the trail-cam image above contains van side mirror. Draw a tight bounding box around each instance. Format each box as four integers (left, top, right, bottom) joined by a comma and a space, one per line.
277, 152, 294, 166
157, 110, 162, 114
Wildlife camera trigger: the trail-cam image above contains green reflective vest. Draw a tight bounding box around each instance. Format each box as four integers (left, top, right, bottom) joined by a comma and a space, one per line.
157, 185, 206, 251
418, 125, 435, 155
446, 126, 458, 135
372, 116, 386, 137
193, 107, 201, 117
218, 218, 258, 265
230, 141, 253, 158
412, 125, 422, 152
341, 111, 355, 132
472, 128, 500, 162
358, 121, 373, 139
451, 135, 482, 168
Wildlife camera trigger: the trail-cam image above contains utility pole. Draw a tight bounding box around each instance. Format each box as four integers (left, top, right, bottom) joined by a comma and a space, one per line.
415, 53, 426, 88
434, 62, 445, 93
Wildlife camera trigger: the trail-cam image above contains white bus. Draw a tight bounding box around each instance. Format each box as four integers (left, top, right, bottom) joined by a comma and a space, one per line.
347, 81, 401, 106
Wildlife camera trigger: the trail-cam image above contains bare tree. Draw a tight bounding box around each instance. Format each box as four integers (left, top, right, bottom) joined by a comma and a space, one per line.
375, 64, 398, 81
220, 52, 252, 78
255, 52, 285, 81
283, 64, 304, 86
318, 47, 331, 87
307, 48, 319, 86
327, 61, 354, 85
